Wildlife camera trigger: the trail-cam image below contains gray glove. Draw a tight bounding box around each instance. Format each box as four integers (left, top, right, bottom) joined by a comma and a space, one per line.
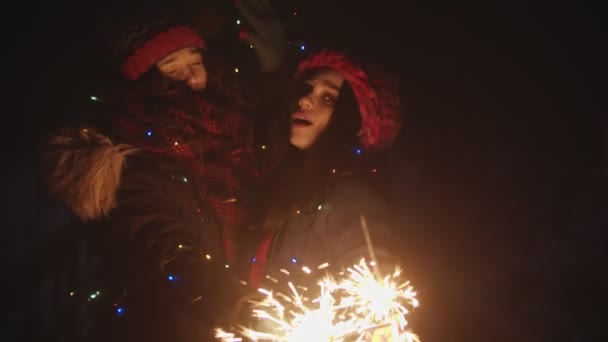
235, 0, 288, 72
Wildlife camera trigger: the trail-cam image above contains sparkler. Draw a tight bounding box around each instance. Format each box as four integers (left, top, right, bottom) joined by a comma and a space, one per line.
215, 217, 420, 341
215, 258, 419, 342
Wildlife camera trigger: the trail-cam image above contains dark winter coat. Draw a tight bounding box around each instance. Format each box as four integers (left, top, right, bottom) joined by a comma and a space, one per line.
249, 174, 398, 288
42, 128, 242, 342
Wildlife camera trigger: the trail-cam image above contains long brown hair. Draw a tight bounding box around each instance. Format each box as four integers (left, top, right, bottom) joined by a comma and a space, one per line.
258, 68, 374, 233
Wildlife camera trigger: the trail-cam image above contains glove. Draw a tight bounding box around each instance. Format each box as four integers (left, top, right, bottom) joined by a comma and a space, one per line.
235, 0, 287, 72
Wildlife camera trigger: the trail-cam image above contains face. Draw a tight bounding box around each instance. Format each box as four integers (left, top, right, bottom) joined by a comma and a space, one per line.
156, 47, 207, 91
290, 69, 345, 150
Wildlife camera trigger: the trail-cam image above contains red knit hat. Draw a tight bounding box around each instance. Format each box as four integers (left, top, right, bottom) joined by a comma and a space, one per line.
98, 4, 208, 81
120, 25, 206, 80
295, 51, 402, 150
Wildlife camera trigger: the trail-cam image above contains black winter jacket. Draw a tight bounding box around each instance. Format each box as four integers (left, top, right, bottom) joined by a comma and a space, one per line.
249, 173, 398, 288
42, 128, 241, 341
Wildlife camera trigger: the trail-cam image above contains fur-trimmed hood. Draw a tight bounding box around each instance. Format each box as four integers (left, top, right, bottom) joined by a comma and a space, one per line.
42, 128, 138, 221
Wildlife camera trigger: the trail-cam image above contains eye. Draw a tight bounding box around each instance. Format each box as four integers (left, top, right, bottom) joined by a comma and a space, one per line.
164, 70, 179, 78
188, 52, 203, 63
322, 93, 338, 107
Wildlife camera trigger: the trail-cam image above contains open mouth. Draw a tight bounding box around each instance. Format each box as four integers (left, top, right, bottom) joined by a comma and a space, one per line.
291, 117, 312, 127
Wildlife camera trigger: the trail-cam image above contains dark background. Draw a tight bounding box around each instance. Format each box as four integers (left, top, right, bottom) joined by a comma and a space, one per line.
5, 0, 603, 341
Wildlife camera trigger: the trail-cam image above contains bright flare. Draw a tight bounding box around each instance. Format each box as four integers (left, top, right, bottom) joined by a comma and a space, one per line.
215, 259, 420, 341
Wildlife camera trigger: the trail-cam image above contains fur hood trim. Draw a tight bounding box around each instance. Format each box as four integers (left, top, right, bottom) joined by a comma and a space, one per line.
42, 128, 138, 221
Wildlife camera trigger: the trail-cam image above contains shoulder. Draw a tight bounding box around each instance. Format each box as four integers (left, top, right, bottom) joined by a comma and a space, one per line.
120, 152, 174, 183
42, 127, 194, 221
42, 127, 138, 221
119, 152, 197, 201
326, 174, 388, 208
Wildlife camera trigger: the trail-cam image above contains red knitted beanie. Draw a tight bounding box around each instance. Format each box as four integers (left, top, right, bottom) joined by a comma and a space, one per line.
99, 5, 206, 81
121, 26, 206, 80
295, 51, 402, 150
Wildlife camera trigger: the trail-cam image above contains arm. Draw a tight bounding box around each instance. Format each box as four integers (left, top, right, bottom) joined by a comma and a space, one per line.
234, 0, 288, 73
234, 0, 297, 131
107, 155, 236, 311
41, 128, 241, 314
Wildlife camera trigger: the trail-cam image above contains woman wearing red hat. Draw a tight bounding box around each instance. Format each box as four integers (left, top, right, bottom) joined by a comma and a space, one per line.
247, 50, 403, 289
97, 5, 264, 264
40, 3, 285, 341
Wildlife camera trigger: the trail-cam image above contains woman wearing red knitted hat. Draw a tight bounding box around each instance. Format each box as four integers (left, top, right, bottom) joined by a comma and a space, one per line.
40, 3, 285, 341
94, 1, 290, 264
247, 50, 403, 289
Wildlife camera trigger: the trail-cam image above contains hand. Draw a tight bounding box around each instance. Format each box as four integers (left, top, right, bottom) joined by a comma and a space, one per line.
222, 287, 261, 323
234, 0, 287, 72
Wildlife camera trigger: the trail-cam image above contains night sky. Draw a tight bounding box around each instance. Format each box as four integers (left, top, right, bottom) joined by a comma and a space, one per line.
6, 1, 603, 341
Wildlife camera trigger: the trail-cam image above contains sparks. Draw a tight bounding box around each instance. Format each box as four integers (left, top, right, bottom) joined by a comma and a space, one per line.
215, 259, 419, 341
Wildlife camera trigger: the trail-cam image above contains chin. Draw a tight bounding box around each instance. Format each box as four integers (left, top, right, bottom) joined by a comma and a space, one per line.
290, 137, 312, 150
189, 83, 206, 91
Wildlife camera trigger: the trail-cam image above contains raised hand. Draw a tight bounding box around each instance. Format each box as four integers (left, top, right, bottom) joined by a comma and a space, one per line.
234, 0, 287, 72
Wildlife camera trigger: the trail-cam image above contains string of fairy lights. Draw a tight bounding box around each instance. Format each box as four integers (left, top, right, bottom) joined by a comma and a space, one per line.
73, 7, 387, 318
87, 5, 380, 174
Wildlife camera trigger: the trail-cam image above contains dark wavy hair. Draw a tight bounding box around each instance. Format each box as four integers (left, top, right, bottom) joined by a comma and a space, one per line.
258, 67, 375, 233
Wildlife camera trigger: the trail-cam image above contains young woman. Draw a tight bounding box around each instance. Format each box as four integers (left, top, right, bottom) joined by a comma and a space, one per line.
40, 4, 284, 340
96, 6, 257, 262
248, 50, 403, 288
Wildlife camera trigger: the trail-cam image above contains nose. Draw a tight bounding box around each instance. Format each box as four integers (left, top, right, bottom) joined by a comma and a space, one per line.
185, 65, 206, 90
187, 75, 202, 90
298, 94, 314, 110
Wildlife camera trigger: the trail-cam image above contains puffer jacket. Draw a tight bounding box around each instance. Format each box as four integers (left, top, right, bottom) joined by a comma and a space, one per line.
42, 127, 242, 342
248, 174, 398, 289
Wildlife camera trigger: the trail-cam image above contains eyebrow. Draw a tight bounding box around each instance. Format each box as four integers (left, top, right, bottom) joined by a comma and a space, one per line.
318, 80, 341, 92
325, 81, 341, 91
159, 48, 200, 67
158, 56, 176, 66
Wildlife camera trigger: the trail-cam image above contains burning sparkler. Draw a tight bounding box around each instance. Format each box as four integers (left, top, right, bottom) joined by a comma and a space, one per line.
215, 216, 420, 341
215, 258, 419, 342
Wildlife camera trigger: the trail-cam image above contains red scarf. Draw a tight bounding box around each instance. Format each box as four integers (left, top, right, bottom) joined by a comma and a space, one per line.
109, 91, 258, 261
248, 233, 275, 288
